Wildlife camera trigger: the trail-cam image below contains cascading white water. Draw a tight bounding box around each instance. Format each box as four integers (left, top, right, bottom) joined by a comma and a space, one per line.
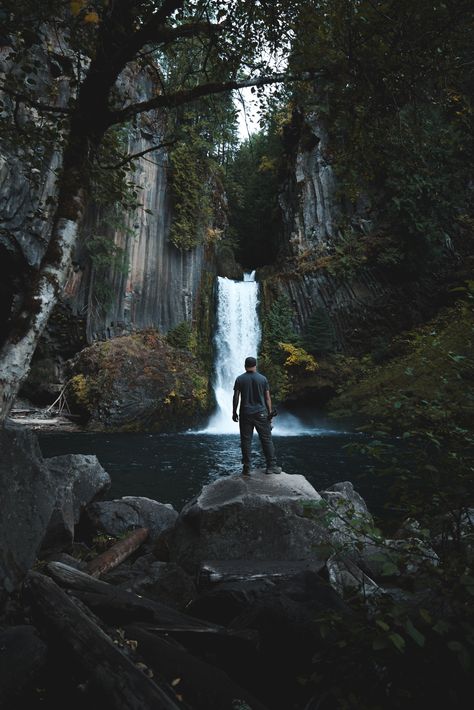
202, 273, 342, 437
205, 272, 261, 434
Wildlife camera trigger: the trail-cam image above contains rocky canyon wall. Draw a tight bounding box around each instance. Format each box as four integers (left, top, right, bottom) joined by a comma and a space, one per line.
0, 47, 215, 347
268, 109, 454, 355
66, 114, 212, 342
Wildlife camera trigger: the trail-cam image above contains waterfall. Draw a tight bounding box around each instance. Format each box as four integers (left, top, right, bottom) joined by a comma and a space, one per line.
202, 272, 343, 437
205, 272, 261, 434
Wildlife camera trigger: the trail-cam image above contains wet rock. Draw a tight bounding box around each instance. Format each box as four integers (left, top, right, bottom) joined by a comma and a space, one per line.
394, 517, 427, 540
0, 428, 56, 598
85, 496, 178, 540
168, 470, 331, 573
226, 571, 350, 710
319, 480, 375, 549
41, 454, 111, 549
326, 553, 382, 599
105, 556, 196, 610
320, 480, 371, 517
188, 579, 276, 625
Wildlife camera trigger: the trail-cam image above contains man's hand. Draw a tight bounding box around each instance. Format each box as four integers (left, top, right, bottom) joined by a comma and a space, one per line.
232, 412, 239, 422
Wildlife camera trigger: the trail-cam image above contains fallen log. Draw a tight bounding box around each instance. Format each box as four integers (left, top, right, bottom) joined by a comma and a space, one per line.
46, 562, 235, 632
86, 527, 149, 578
198, 559, 326, 588
125, 624, 270, 710
23, 571, 182, 710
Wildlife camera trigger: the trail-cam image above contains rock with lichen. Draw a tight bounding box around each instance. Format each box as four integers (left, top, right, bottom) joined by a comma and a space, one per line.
66, 330, 212, 431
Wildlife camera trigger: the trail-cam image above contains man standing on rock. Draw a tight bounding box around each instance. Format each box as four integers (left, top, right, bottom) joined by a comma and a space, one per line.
232, 356, 282, 477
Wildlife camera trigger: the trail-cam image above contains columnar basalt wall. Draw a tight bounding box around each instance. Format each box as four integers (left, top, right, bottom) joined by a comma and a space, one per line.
64, 68, 214, 341
281, 111, 340, 256
271, 109, 454, 355
67, 124, 210, 342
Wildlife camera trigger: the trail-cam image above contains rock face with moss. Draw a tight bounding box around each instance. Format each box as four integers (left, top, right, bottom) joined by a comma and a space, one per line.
67, 331, 212, 431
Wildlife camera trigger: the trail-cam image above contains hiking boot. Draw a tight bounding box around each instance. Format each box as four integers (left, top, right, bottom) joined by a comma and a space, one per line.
242, 465, 250, 477
265, 465, 282, 475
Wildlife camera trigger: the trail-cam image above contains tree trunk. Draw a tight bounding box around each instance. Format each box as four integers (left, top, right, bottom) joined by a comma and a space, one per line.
0, 199, 84, 423
46, 562, 225, 631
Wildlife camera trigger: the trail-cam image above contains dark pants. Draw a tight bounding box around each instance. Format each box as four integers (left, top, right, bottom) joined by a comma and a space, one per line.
239, 410, 276, 467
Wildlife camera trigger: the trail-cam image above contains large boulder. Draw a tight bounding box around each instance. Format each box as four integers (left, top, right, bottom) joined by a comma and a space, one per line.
319, 480, 374, 549
0, 428, 56, 598
41, 454, 111, 549
168, 470, 333, 572
85, 496, 178, 540
67, 331, 212, 431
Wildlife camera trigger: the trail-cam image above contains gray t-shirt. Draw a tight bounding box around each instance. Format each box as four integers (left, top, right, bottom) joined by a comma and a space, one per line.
234, 371, 269, 415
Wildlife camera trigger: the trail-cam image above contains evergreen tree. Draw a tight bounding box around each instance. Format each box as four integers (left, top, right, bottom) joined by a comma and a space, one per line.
303, 307, 336, 355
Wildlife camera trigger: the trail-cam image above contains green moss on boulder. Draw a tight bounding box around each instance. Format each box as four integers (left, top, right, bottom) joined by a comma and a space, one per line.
67, 330, 212, 432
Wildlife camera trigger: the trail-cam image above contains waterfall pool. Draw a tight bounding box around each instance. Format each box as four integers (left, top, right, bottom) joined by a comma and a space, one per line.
38, 274, 396, 519
38, 423, 391, 517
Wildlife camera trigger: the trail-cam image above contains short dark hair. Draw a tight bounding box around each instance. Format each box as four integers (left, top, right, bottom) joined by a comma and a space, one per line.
245, 356, 257, 368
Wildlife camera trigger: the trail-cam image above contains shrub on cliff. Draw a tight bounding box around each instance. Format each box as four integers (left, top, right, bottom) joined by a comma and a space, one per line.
67, 330, 211, 432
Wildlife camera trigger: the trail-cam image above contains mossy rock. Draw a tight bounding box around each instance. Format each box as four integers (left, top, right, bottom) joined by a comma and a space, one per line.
67, 331, 212, 432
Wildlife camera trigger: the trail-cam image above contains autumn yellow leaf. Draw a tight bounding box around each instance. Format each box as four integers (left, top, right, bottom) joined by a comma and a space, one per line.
84, 11, 100, 24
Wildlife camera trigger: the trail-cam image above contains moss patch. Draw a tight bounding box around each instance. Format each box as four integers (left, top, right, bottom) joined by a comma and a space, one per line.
67, 330, 213, 431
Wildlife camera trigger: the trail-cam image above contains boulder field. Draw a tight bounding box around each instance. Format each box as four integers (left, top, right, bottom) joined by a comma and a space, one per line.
0, 427, 446, 710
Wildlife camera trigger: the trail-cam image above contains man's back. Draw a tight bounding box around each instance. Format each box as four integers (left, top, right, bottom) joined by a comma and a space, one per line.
234, 371, 269, 415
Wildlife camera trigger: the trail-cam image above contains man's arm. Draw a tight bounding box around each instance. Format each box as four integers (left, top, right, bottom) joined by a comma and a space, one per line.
232, 389, 240, 422
264, 389, 272, 416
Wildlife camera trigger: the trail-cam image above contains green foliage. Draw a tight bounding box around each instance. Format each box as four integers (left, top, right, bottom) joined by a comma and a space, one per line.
279, 341, 318, 373
262, 294, 299, 359
166, 321, 195, 351
259, 294, 322, 401
303, 306, 336, 355
86, 232, 128, 310
313, 291, 474, 706
309, 566, 474, 708
168, 134, 212, 251
225, 123, 284, 268
290, 0, 474, 265
89, 125, 142, 212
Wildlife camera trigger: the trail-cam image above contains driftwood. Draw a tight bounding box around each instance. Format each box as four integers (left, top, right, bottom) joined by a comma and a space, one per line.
23, 571, 182, 710
125, 624, 270, 710
46, 562, 233, 632
86, 527, 149, 577
198, 559, 326, 587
